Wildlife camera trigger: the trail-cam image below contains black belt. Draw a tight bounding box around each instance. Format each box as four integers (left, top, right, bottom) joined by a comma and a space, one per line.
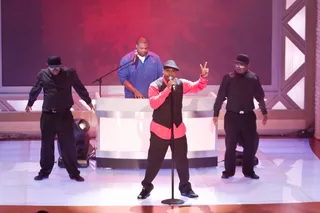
227, 110, 253, 114
42, 108, 70, 114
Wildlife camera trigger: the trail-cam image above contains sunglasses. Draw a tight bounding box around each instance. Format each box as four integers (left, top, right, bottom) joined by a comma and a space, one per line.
235, 63, 246, 69
49, 67, 61, 71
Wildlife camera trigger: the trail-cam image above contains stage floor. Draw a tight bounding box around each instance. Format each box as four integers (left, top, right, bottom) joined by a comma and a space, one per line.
0, 138, 319, 212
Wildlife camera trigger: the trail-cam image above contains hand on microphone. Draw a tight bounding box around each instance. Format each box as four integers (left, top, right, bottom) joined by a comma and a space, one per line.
167, 77, 175, 90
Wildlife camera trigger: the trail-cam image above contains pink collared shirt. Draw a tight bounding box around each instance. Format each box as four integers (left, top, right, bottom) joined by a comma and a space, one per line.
148, 75, 208, 140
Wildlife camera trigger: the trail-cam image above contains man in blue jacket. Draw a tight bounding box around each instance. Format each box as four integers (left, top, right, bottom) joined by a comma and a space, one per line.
118, 37, 163, 98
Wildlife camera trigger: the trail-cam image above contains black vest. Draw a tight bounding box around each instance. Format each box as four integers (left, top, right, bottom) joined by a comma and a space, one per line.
152, 77, 183, 128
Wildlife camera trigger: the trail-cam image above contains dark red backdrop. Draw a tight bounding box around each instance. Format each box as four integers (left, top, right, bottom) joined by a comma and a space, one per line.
1, 0, 272, 86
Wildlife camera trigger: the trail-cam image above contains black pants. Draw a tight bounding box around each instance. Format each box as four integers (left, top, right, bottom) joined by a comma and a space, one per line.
142, 132, 191, 193
39, 111, 80, 177
224, 111, 257, 176
238, 132, 259, 156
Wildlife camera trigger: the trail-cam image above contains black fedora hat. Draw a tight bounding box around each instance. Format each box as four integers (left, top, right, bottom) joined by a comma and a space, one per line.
163, 60, 179, 71
47, 56, 63, 69
234, 54, 250, 65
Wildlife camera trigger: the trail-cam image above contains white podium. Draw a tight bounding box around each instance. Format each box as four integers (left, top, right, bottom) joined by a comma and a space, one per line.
95, 96, 218, 169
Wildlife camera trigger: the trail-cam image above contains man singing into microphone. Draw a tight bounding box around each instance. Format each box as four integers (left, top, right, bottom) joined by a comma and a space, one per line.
137, 60, 209, 199
118, 36, 163, 98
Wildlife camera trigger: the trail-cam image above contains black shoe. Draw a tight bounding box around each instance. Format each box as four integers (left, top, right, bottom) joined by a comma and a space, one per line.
70, 175, 85, 182
221, 172, 233, 179
34, 174, 49, 181
181, 189, 198, 198
244, 173, 260, 179
137, 186, 153, 199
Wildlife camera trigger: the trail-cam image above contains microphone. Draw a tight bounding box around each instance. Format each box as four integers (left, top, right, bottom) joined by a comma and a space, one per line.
169, 76, 175, 91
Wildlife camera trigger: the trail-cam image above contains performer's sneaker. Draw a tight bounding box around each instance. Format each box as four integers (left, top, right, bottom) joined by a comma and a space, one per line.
137, 186, 153, 199
181, 189, 198, 198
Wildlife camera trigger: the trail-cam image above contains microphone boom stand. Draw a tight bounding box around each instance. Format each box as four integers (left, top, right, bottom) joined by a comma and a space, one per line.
161, 90, 185, 205
92, 59, 134, 97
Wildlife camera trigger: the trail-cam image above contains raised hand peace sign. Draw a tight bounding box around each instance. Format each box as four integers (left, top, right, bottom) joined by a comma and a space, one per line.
200, 62, 209, 78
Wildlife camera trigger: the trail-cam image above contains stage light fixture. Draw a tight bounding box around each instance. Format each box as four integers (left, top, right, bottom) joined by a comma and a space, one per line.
57, 118, 94, 168
235, 133, 259, 166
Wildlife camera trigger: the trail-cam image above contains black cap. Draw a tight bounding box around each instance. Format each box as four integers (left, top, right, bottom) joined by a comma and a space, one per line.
47, 56, 63, 69
234, 54, 250, 65
163, 60, 179, 71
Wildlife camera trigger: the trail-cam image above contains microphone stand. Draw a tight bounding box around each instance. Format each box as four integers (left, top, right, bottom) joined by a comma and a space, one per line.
161, 89, 185, 205
92, 58, 135, 97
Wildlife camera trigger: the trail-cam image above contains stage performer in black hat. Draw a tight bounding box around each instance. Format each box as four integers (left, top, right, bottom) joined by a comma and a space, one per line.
213, 54, 268, 180
26, 56, 94, 182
